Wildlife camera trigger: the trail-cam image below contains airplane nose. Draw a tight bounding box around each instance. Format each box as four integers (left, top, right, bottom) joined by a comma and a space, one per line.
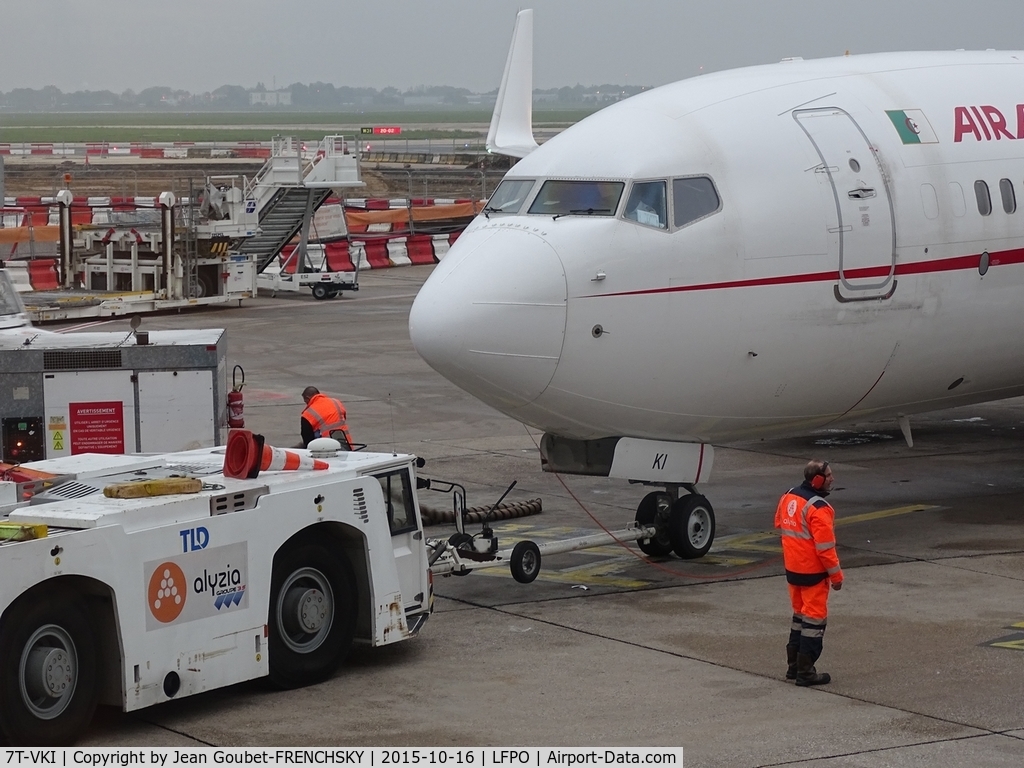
410, 227, 567, 409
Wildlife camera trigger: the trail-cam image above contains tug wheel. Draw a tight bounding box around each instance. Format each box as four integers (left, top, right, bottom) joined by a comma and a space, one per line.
510, 540, 541, 584
268, 541, 355, 688
0, 593, 99, 746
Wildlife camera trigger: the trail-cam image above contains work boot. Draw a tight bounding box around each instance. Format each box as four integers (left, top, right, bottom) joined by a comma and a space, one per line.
795, 652, 831, 687
785, 644, 798, 681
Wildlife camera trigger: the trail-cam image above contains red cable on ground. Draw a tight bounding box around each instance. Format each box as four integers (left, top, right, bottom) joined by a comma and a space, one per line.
527, 427, 781, 580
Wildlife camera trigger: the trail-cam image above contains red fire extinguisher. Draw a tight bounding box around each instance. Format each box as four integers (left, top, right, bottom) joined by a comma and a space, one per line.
228, 364, 245, 429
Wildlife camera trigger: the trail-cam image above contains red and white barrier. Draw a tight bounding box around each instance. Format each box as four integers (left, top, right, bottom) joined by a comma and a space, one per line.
6, 197, 475, 298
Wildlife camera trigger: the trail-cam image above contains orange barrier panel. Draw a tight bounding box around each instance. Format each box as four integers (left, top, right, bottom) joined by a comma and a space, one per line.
344, 202, 483, 230
410, 202, 482, 221
345, 208, 408, 227
0, 226, 60, 244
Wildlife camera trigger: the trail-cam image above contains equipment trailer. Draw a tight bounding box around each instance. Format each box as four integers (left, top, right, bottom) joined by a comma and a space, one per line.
0, 440, 431, 746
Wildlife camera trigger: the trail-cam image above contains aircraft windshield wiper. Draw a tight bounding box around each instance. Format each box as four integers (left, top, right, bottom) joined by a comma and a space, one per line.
553, 208, 612, 220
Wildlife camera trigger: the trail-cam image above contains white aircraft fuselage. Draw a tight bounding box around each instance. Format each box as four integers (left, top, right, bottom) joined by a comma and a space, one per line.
411, 51, 1024, 461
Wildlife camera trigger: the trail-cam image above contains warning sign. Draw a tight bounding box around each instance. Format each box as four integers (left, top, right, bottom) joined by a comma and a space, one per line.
69, 401, 125, 454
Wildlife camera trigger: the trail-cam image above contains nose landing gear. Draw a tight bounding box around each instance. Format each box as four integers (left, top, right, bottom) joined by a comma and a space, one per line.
634, 485, 715, 559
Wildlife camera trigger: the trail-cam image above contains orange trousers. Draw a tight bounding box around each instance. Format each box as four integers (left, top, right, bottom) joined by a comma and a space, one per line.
788, 580, 830, 622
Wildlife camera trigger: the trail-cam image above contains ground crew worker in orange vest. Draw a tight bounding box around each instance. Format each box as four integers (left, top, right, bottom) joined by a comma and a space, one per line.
775, 459, 843, 686
300, 386, 354, 450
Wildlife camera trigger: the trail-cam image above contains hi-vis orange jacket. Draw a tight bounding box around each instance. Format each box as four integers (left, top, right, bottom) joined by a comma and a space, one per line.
774, 483, 844, 587
302, 394, 353, 449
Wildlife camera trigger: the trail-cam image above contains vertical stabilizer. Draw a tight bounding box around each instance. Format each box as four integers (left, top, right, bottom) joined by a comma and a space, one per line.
486, 9, 539, 158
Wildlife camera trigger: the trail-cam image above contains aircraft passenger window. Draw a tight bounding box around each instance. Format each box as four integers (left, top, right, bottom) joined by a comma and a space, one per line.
920, 184, 939, 220
527, 180, 624, 216
999, 178, 1016, 214
623, 181, 667, 229
975, 180, 992, 216
485, 179, 535, 214
948, 182, 966, 217
673, 177, 721, 228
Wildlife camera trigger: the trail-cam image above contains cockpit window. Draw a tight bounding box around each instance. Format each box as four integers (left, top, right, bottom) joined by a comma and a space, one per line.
528, 180, 624, 216
623, 181, 668, 229
673, 177, 720, 228
484, 179, 535, 214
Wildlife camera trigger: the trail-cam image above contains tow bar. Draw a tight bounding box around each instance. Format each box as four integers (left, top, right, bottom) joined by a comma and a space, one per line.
423, 479, 658, 584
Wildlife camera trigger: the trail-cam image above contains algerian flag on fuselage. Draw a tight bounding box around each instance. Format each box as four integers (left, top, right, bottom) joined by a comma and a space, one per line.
886, 109, 939, 144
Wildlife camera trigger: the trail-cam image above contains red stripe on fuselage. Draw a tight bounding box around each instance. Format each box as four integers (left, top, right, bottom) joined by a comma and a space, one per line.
581, 246, 1024, 299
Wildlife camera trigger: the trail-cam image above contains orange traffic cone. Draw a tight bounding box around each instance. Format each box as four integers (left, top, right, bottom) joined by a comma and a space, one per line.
259, 444, 329, 472
222, 429, 329, 479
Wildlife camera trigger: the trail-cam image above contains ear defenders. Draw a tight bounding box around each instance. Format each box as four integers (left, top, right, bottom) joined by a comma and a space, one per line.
810, 461, 830, 490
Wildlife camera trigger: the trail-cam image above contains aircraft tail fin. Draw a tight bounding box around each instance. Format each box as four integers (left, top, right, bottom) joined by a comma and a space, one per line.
486, 9, 539, 158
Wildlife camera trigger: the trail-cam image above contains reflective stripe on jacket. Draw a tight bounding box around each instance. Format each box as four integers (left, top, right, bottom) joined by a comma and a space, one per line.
302, 394, 353, 448
774, 482, 843, 586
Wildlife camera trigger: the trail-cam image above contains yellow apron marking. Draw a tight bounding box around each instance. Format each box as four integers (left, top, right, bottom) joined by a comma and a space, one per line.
990, 638, 1024, 651
983, 632, 1024, 651
458, 504, 940, 588
836, 504, 939, 525
700, 555, 758, 567
982, 620, 1024, 650
469, 561, 650, 589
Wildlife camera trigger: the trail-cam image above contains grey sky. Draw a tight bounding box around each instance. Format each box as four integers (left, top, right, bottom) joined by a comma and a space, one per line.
3, 0, 1024, 94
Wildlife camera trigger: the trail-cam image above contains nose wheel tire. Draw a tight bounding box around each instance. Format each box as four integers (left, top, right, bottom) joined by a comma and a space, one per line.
510, 540, 541, 583
0, 594, 99, 747
668, 494, 716, 559
269, 541, 356, 688
634, 491, 675, 556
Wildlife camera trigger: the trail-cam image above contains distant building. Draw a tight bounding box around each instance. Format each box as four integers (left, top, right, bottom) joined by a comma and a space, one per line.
250, 90, 292, 106
404, 95, 443, 106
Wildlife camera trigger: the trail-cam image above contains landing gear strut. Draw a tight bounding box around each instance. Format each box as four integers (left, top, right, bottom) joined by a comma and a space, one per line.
634, 484, 715, 559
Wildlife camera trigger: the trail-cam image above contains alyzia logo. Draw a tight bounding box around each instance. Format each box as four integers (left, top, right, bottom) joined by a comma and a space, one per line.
193, 566, 247, 610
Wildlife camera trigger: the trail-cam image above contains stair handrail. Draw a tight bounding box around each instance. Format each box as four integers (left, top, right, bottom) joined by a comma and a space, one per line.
242, 135, 302, 202
303, 135, 346, 181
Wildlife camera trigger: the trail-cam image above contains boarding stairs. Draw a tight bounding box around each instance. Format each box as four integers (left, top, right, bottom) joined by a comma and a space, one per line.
234, 136, 363, 274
